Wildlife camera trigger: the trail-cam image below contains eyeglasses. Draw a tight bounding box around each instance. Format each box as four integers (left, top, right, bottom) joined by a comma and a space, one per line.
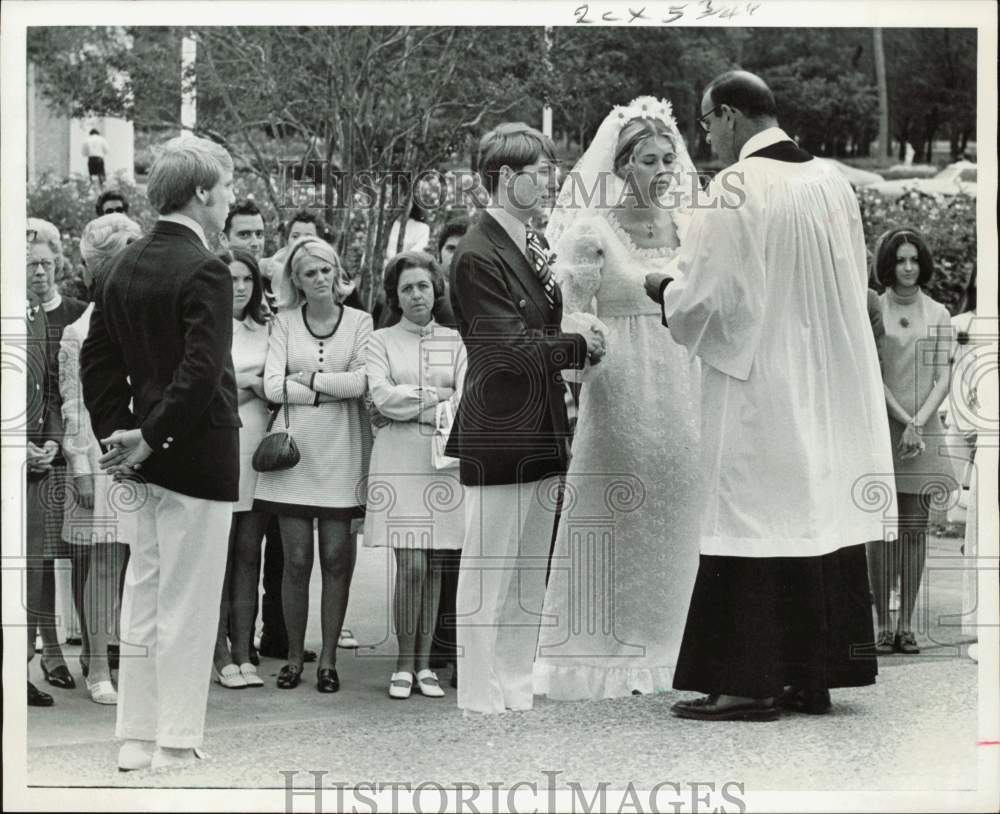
697, 106, 722, 132
102, 206, 127, 214
27, 260, 56, 272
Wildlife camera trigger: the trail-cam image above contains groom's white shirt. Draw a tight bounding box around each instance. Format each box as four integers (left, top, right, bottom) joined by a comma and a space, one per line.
662, 128, 895, 559
485, 205, 529, 255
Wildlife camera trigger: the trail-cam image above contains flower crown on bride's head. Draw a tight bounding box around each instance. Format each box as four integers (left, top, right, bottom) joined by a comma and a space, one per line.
610, 96, 678, 135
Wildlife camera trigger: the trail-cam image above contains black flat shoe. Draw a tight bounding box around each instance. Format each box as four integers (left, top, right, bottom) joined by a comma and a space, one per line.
248, 646, 260, 667
896, 631, 920, 654
316, 668, 340, 693
303, 649, 317, 663
671, 694, 779, 722
108, 644, 120, 672
777, 685, 831, 715
40, 659, 76, 690
873, 630, 896, 656
28, 681, 54, 707
276, 664, 302, 689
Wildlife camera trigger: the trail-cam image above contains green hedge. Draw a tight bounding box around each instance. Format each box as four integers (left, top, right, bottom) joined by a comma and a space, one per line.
857, 188, 976, 314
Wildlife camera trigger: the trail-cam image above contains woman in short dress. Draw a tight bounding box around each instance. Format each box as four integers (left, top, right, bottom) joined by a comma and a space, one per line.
211, 248, 270, 689
871, 227, 956, 655
254, 237, 373, 693
363, 251, 466, 700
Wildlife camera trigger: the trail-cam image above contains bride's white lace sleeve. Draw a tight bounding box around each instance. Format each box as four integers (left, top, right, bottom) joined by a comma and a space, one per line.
553, 218, 604, 316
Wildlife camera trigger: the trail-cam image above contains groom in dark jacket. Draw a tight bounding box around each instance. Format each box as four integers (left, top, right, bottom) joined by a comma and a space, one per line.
447, 123, 603, 713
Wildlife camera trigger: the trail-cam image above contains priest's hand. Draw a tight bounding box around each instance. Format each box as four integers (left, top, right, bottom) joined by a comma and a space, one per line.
644, 272, 672, 304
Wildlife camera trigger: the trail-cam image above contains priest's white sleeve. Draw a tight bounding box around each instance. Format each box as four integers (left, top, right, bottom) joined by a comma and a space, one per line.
663, 182, 766, 382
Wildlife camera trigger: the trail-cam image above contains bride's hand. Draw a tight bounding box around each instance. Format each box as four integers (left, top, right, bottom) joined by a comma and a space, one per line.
585, 331, 606, 365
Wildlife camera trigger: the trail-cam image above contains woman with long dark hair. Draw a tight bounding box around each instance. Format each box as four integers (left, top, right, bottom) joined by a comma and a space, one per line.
212, 248, 271, 688
870, 227, 956, 655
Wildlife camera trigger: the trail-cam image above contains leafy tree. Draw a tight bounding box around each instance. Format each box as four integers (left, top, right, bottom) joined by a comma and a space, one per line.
28, 26, 551, 305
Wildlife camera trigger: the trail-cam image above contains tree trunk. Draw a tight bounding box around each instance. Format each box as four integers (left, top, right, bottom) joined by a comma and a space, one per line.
873, 29, 891, 162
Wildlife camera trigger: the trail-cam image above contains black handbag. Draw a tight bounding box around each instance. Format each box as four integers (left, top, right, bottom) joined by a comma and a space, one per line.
252, 378, 300, 472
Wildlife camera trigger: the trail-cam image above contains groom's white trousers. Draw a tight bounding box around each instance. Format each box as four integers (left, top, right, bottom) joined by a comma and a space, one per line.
115, 483, 231, 748
455, 476, 559, 714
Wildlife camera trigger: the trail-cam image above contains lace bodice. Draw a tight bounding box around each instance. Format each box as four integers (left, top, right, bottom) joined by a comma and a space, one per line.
553, 213, 680, 319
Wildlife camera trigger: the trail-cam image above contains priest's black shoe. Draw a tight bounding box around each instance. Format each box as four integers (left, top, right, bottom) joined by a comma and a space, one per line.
671, 694, 779, 722
316, 668, 340, 693
28, 681, 54, 707
777, 685, 831, 715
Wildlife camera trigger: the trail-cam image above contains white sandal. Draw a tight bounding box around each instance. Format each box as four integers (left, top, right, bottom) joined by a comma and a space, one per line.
338, 628, 360, 649
239, 662, 264, 687
86, 677, 118, 705
388, 671, 413, 699
213, 664, 248, 689
416, 669, 445, 698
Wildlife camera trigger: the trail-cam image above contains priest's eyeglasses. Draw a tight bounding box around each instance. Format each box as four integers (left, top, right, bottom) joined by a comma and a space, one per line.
698, 106, 722, 131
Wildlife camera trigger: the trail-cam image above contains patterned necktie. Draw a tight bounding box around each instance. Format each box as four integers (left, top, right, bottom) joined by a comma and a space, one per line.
525, 231, 578, 456
525, 229, 557, 309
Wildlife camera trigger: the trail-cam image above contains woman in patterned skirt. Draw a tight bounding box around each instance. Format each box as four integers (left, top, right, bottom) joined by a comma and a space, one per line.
364, 252, 466, 699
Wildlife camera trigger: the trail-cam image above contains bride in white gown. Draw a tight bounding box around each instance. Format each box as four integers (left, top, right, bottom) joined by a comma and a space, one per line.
534, 97, 703, 699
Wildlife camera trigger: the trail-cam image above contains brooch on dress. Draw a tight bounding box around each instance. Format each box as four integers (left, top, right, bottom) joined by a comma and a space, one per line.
900, 317, 910, 328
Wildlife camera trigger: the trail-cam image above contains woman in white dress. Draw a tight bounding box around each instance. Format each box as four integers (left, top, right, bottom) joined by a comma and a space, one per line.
59, 213, 141, 703
535, 97, 703, 699
254, 237, 373, 693
210, 248, 271, 689
363, 251, 466, 700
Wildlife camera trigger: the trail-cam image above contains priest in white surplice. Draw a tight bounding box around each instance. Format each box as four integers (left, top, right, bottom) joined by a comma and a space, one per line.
645, 71, 895, 722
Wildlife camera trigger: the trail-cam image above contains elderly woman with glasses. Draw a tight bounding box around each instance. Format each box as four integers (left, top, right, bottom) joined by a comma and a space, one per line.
253, 236, 373, 693
26, 218, 89, 697
58, 213, 142, 703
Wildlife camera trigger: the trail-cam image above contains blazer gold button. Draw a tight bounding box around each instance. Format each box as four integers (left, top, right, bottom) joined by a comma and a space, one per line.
166, 436, 174, 442
162, 442, 170, 449
518, 299, 527, 308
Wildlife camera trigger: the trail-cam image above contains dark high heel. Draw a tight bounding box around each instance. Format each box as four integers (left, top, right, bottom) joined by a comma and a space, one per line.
316, 668, 340, 693
28, 681, 54, 707
276, 664, 302, 689
40, 658, 76, 690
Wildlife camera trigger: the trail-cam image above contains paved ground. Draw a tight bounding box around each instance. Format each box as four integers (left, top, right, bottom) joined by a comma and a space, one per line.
21, 533, 989, 796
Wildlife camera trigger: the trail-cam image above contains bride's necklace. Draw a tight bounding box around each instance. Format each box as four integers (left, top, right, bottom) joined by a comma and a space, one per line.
617, 208, 661, 241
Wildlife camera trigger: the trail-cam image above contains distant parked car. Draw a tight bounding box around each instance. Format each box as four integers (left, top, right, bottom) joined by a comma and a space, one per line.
817, 159, 884, 189
867, 161, 978, 199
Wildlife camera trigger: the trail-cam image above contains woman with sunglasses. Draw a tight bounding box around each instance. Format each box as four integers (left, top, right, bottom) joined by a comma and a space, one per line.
253, 237, 373, 693
871, 227, 956, 655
